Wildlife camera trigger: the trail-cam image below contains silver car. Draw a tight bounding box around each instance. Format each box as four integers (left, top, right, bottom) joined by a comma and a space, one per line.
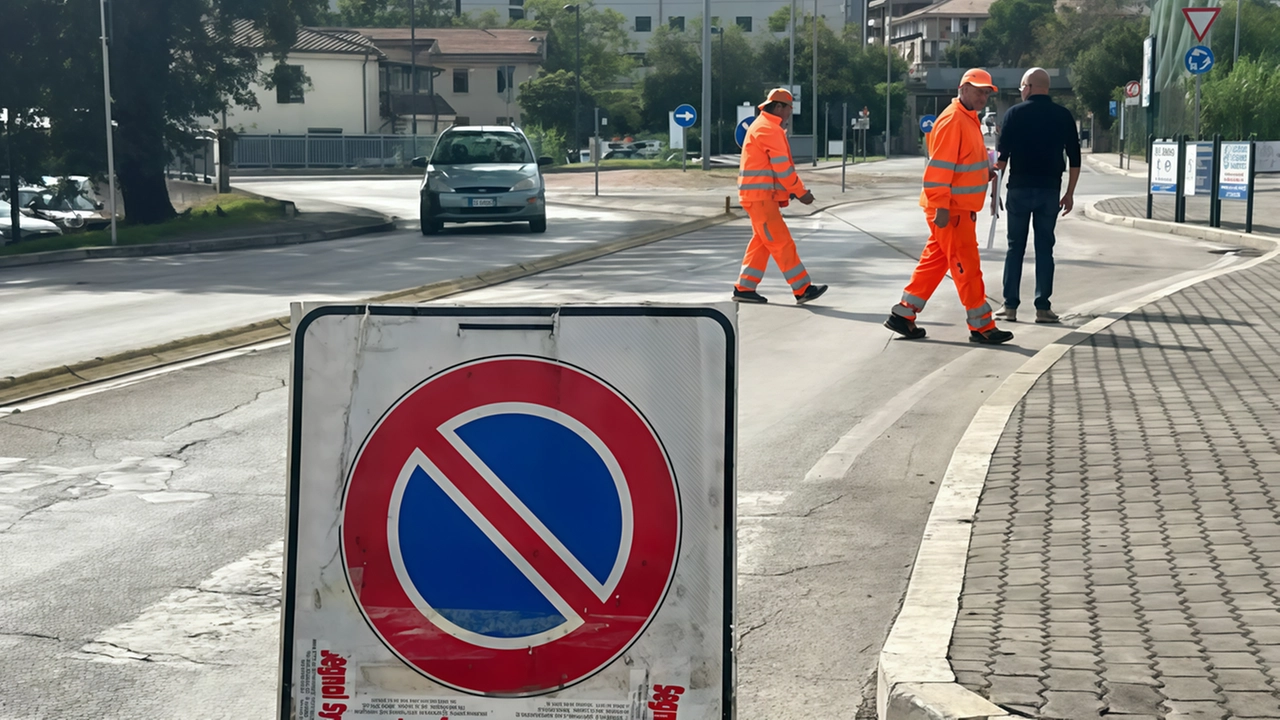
412, 126, 553, 235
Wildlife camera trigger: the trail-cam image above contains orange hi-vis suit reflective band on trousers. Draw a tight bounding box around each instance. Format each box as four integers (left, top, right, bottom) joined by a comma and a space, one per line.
892, 96, 995, 332
893, 209, 994, 332
735, 200, 812, 296
734, 107, 813, 297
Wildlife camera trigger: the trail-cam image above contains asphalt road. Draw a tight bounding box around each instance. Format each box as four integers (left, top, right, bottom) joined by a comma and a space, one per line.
0, 163, 1244, 718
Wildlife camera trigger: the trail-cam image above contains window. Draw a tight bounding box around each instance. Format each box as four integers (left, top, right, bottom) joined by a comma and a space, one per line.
736, 16, 752, 31
431, 130, 533, 165
509, 7, 523, 19
276, 64, 305, 104
960, 19, 970, 34
453, 68, 469, 93
635, 15, 652, 32
669, 16, 684, 31
497, 66, 515, 95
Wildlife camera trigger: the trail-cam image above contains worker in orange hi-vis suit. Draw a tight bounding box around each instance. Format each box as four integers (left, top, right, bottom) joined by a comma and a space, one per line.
732, 87, 828, 305
884, 68, 1014, 346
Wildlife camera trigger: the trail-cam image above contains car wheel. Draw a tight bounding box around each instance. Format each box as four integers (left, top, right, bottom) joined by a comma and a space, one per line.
528, 216, 547, 233
420, 199, 442, 235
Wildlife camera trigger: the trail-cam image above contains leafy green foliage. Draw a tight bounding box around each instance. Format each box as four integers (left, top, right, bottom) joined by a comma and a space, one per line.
1070, 17, 1145, 131
973, 0, 1055, 66
1200, 57, 1280, 139
518, 70, 595, 142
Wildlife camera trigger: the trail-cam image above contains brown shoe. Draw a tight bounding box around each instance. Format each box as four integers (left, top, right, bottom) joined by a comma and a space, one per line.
1035, 309, 1060, 324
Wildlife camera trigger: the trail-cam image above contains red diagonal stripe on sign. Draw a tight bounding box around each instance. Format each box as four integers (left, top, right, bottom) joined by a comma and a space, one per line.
419, 430, 608, 618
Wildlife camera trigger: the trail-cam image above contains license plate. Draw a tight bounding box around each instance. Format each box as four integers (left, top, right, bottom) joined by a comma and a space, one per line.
467, 197, 496, 207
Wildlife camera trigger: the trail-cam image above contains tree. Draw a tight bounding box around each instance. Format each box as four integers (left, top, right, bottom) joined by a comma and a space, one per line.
1070, 18, 1145, 130
6, 0, 325, 225
973, 0, 1055, 66
639, 26, 701, 131
1201, 57, 1280, 139
512, 0, 634, 91
518, 70, 595, 139
945, 39, 985, 69
1209, 0, 1280, 74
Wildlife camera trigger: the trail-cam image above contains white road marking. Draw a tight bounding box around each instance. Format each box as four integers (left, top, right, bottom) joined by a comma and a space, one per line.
79, 541, 283, 665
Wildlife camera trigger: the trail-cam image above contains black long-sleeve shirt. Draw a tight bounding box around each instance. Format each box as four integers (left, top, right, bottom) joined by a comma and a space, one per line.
996, 95, 1081, 189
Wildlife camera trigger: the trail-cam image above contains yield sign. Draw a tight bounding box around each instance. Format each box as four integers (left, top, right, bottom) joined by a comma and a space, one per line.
1182, 7, 1221, 42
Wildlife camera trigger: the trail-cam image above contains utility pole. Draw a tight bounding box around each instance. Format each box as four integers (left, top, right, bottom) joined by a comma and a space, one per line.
565, 5, 582, 161
100, 0, 118, 245
885, 0, 892, 159
701, 0, 711, 170
812, 0, 818, 166
5, 110, 20, 245
789, 0, 796, 131
1234, 0, 1242, 66
410, 0, 417, 140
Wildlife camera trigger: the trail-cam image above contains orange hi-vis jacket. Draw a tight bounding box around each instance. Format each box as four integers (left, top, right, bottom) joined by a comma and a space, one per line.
919, 98, 991, 213
738, 111, 807, 204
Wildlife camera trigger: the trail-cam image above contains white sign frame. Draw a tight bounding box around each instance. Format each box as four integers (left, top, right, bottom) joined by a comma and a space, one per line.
1219, 142, 1252, 200
1151, 142, 1179, 194
280, 304, 738, 720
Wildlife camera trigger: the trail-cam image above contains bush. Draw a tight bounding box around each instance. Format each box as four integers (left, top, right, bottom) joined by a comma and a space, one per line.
522, 125, 569, 165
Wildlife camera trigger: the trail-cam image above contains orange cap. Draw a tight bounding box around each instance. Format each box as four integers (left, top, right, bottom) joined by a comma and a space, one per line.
757, 87, 794, 109
959, 68, 998, 91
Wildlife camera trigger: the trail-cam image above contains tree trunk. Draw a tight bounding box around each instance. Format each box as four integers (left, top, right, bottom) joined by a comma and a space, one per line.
112, 0, 177, 225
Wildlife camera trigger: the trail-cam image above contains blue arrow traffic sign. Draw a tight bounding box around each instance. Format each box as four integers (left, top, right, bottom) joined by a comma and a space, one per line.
1185, 45, 1214, 75
735, 117, 754, 148
920, 114, 937, 134
673, 104, 698, 128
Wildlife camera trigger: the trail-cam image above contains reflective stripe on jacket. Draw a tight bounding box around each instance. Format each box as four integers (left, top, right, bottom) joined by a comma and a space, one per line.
918, 98, 991, 212
738, 111, 807, 203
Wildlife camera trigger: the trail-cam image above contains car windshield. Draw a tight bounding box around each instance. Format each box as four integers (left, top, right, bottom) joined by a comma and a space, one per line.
432, 131, 533, 165
13, 189, 96, 211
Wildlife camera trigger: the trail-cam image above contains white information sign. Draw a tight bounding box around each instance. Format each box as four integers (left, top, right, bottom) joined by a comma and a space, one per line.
1219, 142, 1252, 200
668, 112, 685, 150
1151, 142, 1178, 194
281, 304, 736, 720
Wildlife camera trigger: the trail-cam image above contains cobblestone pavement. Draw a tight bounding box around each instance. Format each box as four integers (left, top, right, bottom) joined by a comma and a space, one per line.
1096, 195, 1280, 238
950, 256, 1280, 719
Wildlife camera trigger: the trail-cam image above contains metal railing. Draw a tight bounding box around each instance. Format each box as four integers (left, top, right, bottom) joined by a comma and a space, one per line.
229, 134, 438, 169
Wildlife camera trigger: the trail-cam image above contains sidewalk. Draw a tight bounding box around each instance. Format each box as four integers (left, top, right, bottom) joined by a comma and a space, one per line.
942, 237, 1280, 716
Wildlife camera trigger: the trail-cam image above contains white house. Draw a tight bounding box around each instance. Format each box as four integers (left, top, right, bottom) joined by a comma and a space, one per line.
222, 22, 384, 134
219, 24, 547, 136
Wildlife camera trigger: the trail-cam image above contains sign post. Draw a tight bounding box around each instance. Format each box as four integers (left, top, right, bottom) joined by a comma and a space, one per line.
674, 103, 697, 173
281, 303, 738, 720
594, 108, 602, 197
841, 102, 848, 193
1183, 7, 1220, 139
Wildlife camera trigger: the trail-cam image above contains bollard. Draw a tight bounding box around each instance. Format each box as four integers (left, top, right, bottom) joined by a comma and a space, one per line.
725, 196, 731, 214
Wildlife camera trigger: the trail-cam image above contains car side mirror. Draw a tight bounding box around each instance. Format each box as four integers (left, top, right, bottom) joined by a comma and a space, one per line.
95, 201, 105, 210
411, 156, 428, 168
537, 156, 553, 167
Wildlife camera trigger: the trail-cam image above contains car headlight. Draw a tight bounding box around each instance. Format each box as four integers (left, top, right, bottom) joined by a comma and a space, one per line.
428, 176, 454, 193
510, 176, 540, 192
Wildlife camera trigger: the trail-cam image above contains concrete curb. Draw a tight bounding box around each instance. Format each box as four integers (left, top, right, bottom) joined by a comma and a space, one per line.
876, 206, 1280, 720
0, 217, 395, 269
1083, 153, 1147, 179
1082, 199, 1279, 251
0, 209, 749, 406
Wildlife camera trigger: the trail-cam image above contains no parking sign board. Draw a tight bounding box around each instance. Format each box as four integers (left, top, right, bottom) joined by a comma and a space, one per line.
281, 305, 736, 720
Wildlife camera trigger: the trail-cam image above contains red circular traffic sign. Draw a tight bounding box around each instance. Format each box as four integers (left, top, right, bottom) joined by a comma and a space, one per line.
1125, 81, 1141, 98
340, 356, 681, 696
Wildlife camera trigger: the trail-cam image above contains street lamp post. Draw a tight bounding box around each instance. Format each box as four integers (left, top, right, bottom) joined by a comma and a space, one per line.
712, 27, 724, 156
885, 0, 892, 159
812, 0, 818, 166
564, 4, 582, 162
700, 0, 710, 170
99, 0, 118, 245
410, 0, 417, 139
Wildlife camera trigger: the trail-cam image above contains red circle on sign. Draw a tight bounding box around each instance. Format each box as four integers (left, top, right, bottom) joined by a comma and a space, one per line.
340, 356, 681, 696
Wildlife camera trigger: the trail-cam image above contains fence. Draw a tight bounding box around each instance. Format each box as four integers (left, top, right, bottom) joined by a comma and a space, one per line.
228, 134, 438, 169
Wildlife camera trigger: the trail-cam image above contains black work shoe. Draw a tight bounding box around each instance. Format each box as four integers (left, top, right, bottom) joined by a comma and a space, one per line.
795, 284, 828, 305
884, 314, 927, 339
969, 327, 1015, 345
733, 289, 768, 303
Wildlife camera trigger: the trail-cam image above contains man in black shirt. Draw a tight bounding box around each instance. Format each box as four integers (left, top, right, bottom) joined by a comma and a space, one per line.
993, 67, 1081, 324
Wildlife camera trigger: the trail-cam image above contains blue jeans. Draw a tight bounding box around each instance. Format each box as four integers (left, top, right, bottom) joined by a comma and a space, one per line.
1002, 186, 1059, 311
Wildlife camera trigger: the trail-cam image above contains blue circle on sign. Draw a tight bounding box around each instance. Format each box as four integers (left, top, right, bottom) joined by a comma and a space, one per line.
735, 117, 754, 148
1185, 45, 1214, 75
920, 114, 937, 134
674, 104, 698, 128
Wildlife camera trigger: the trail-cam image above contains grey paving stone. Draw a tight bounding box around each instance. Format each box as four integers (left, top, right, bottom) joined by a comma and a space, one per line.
1159, 676, 1224, 702
990, 654, 1044, 677
986, 674, 1044, 707
1161, 699, 1227, 720
1214, 669, 1274, 692
1206, 652, 1263, 670
1044, 668, 1103, 692
1102, 683, 1165, 715
1040, 690, 1104, 719
1221, 691, 1280, 718
1103, 664, 1160, 687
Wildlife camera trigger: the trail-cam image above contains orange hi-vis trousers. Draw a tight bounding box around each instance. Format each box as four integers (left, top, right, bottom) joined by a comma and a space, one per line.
735, 200, 813, 297
892, 208, 995, 332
